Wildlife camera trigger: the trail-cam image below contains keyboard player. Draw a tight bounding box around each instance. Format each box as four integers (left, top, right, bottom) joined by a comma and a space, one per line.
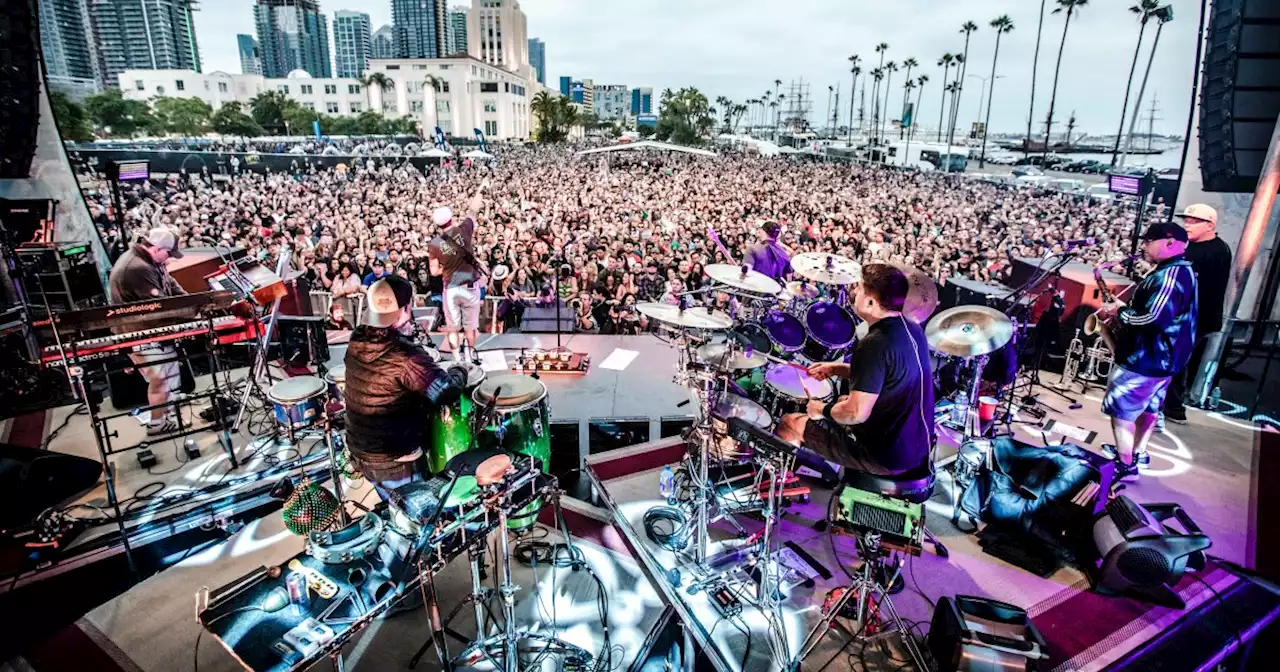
107, 227, 186, 435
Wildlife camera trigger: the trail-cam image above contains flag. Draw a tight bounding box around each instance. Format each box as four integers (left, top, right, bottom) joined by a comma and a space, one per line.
901, 103, 914, 128
433, 126, 446, 149
473, 128, 488, 153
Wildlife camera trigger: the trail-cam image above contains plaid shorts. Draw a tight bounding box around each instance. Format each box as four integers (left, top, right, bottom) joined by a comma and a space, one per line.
1102, 365, 1172, 422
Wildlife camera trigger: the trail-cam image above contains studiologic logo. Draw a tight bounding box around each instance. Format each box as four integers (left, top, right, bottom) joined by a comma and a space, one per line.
106, 302, 162, 317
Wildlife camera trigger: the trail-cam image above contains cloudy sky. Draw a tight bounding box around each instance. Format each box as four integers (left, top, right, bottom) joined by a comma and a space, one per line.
198, 0, 1199, 138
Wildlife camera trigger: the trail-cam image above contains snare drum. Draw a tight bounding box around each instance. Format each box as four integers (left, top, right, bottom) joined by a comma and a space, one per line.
759, 364, 834, 418
268, 376, 328, 429
761, 310, 807, 354
472, 375, 551, 531
803, 301, 857, 362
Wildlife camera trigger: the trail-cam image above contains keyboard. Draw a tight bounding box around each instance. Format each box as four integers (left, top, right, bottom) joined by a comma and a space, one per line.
41, 316, 259, 367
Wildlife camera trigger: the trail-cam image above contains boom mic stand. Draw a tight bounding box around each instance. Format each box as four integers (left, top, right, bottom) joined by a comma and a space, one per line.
999, 251, 1080, 409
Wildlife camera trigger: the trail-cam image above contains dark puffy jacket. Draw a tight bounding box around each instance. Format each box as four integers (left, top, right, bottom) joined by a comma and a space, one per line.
1115, 257, 1198, 378
343, 326, 462, 458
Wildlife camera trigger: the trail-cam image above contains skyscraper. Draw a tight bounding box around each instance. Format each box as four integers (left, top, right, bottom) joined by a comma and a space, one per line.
237, 34, 262, 75
89, 0, 202, 88
527, 37, 544, 85
39, 0, 100, 94
370, 24, 394, 60
467, 0, 529, 77
391, 0, 446, 59
254, 0, 331, 78
594, 85, 628, 121
631, 87, 653, 115
446, 5, 468, 56
333, 10, 371, 78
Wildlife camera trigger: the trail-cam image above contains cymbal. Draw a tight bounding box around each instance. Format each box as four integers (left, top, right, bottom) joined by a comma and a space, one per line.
781, 280, 820, 301
710, 393, 772, 428
890, 262, 939, 323
791, 253, 862, 285
634, 302, 733, 330
697, 342, 768, 371
705, 264, 783, 295
924, 305, 1014, 358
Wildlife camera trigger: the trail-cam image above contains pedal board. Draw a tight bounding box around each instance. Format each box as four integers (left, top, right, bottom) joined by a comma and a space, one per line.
709, 584, 743, 618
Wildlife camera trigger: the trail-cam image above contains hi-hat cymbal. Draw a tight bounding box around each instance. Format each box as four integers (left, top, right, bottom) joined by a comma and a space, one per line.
781, 280, 820, 301
791, 253, 862, 285
705, 264, 783, 295
696, 342, 768, 370
635, 302, 733, 330
924, 305, 1014, 358
890, 262, 939, 323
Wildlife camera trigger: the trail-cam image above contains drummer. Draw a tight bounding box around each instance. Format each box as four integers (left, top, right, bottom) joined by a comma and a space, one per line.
344, 276, 465, 499
776, 264, 936, 478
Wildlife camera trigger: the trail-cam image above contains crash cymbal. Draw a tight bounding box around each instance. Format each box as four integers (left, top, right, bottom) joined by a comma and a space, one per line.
791, 253, 862, 285
634, 302, 733, 330
781, 280, 820, 301
924, 305, 1014, 358
705, 264, 783, 295
710, 393, 772, 428
696, 342, 768, 371
890, 262, 939, 323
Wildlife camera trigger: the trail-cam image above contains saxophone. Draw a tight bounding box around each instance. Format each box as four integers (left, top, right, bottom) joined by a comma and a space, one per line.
1082, 256, 1136, 352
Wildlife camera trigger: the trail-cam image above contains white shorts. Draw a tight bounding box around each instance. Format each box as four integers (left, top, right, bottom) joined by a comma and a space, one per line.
129, 345, 180, 393
443, 285, 482, 331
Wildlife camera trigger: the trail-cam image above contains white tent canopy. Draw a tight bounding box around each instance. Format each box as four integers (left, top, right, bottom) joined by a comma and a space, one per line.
462, 149, 494, 159
575, 140, 717, 158
421, 147, 450, 158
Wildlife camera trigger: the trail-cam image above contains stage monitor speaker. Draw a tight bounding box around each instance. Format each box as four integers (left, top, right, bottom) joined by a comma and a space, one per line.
1198, 0, 1280, 193
0, 442, 103, 529
0, 0, 40, 179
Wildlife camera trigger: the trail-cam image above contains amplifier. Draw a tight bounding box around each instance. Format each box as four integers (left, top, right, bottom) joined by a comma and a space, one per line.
833, 486, 924, 553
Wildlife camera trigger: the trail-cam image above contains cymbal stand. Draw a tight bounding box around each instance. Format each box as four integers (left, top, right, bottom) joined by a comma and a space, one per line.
755, 447, 796, 662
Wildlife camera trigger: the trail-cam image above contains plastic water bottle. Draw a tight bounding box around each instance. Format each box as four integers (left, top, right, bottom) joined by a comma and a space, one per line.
659, 465, 676, 504
1208, 386, 1222, 411
952, 390, 969, 426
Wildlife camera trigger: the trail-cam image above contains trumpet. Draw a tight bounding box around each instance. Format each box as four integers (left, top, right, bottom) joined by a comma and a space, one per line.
1055, 328, 1085, 390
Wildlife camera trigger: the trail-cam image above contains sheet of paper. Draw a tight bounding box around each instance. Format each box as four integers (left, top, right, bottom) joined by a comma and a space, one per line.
599, 348, 639, 371
478, 349, 509, 372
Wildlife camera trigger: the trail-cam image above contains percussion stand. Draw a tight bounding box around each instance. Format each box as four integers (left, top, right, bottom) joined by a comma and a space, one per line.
320, 403, 350, 526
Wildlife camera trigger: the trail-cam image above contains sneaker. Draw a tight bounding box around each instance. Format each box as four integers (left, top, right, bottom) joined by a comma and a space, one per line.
1155, 413, 1166, 433
146, 416, 179, 436
1100, 444, 1150, 467
1114, 457, 1141, 482
1166, 414, 1188, 425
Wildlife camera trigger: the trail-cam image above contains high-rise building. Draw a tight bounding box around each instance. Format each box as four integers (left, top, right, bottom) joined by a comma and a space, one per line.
631, 87, 653, 115
237, 34, 262, 75
254, 0, 331, 78
467, 0, 529, 78
333, 10, 371, 78
392, 0, 446, 59
594, 85, 628, 121
39, 0, 101, 96
446, 5, 468, 56
371, 24, 394, 60
559, 75, 571, 97
527, 37, 544, 86
89, 0, 202, 88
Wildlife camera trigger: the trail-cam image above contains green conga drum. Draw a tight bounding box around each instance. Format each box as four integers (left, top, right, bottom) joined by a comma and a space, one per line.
471, 375, 551, 530
428, 366, 487, 474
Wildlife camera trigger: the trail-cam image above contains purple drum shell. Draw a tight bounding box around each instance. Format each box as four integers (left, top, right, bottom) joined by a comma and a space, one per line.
762, 311, 806, 351
805, 301, 856, 349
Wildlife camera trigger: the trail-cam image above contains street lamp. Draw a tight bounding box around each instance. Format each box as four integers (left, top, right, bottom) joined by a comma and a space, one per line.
967, 74, 1005, 129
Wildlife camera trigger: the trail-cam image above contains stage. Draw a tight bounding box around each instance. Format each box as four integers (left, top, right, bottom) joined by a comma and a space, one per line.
3, 334, 1278, 671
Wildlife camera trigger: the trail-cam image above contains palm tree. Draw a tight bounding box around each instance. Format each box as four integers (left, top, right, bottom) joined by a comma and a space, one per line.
777, 93, 787, 134
1042, 0, 1089, 160
774, 78, 783, 108
770, 99, 780, 138
944, 54, 966, 154
872, 43, 889, 140
980, 15, 1015, 167
1025, 0, 1048, 155
936, 53, 955, 142
731, 103, 747, 134
361, 72, 394, 114
1110, 0, 1161, 166
881, 61, 899, 143
420, 73, 444, 134
1120, 5, 1172, 168
950, 21, 979, 148
912, 74, 929, 142
847, 54, 861, 142
899, 57, 918, 138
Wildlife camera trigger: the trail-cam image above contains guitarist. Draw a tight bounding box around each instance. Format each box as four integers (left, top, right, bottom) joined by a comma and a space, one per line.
428, 179, 491, 364
744, 220, 791, 282
1094, 222, 1198, 482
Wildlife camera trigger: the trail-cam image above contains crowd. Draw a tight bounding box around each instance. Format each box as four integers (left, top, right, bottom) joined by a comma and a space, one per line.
83, 145, 1144, 334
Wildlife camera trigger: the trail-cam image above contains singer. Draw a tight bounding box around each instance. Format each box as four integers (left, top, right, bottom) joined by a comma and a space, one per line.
343, 276, 464, 498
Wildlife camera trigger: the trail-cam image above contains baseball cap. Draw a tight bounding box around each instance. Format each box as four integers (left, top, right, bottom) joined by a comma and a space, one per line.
432, 206, 454, 226
1140, 220, 1189, 243
1174, 203, 1218, 225
365, 276, 414, 328
146, 227, 183, 258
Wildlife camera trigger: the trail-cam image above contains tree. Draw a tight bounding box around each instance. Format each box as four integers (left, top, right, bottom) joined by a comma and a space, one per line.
898, 57, 918, 138
361, 72, 394, 113
731, 103, 747, 134
1110, 0, 1161, 166
637, 124, 655, 139
48, 90, 95, 142
1025, 0, 1048, 155
936, 53, 954, 142
872, 42, 889, 141
84, 89, 158, 138
153, 96, 213, 136
911, 74, 929, 142
1042, 0, 1089, 159
847, 54, 861, 141
980, 15, 1015, 167
530, 91, 580, 143
249, 90, 295, 134
881, 61, 898, 143
211, 101, 264, 137
1119, 5, 1172, 167
656, 87, 713, 145
949, 21, 979, 150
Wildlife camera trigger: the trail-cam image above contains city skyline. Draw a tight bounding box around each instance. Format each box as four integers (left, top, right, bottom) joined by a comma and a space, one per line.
180, 0, 1195, 134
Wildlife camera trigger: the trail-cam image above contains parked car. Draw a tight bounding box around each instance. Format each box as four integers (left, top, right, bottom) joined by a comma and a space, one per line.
1011, 165, 1045, 178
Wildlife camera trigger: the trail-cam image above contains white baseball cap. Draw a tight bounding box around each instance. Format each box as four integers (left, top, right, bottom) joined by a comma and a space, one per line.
432, 206, 454, 226
145, 227, 183, 258
1174, 203, 1218, 225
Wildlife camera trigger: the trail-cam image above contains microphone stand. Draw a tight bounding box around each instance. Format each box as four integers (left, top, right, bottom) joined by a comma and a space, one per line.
1001, 251, 1079, 409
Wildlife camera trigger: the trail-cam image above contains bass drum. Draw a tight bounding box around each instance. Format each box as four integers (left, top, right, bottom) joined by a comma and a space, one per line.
758, 363, 835, 419
802, 301, 857, 362
428, 363, 487, 475
472, 375, 551, 531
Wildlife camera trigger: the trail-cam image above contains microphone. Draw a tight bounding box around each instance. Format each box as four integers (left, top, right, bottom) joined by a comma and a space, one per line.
1063, 237, 1096, 250
480, 385, 503, 425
